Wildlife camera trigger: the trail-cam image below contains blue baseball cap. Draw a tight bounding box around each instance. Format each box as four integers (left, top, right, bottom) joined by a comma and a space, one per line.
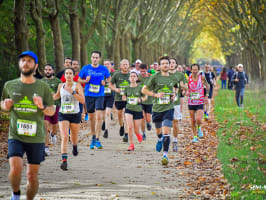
19, 51, 38, 64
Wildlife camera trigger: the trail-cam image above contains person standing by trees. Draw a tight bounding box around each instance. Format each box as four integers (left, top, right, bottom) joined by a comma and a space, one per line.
42, 64, 62, 156
78, 51, 110, 149
232, 64, 249, 108
1, 51, 55, 200
220, 67, 227, 89
142, 56, 179, 165
227, 66, 235, 90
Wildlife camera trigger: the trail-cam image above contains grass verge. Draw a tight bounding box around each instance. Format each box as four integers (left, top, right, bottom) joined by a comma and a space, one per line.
214, 89, 266, 199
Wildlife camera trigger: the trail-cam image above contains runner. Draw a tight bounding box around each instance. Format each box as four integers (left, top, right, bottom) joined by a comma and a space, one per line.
203, 64, 216, 120
1, 51, 55, 200
232, 64, 249, 108
42, 64, 62, 156
142, 56, 179, 165
122, 72, 147, 151
187, 64, 209, 143
53, 68, 85, 170
131, 59, 142, 75
169, 58, 188, 152
139, 64, 153, 140
78, 51, 110, 149
102, 59, 116, 138
109, 59, 130, 142
56, 57, 72, 79
177, 64, 187, 119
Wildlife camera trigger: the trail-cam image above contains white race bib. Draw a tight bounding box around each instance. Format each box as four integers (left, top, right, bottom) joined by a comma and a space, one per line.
17, 119, 37, 136
89, 84, 100, 93
190, 92, 200, 100
120, 87, 126, 95
158, 95, 170, 104
104, 86, 111, 94
128, 97, 138, 105
61, 103, 75, 113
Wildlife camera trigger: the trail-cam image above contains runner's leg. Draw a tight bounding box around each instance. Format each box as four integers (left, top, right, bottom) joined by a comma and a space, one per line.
26, 164, 40, 200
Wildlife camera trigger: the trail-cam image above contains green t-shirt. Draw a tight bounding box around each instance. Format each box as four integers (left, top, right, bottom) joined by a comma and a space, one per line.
171, 71, 187, 105
146, 72, 178, 112
1, 78, 54, 143
111, 72, 130, 101
104, 71, 115, 96
124, 85, 144, 112
41, 77, 61, 106
139, 75, 153, 105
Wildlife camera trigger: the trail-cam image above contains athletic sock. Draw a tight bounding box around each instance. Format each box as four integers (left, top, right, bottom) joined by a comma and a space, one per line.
62, 153, 68, 161
173, 137, 178, 142
157, 133, 163, 141
163, 135, 170, 152
92, 135, 96, 140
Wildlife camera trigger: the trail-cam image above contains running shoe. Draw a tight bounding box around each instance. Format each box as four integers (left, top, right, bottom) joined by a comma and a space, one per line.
146, 123, 152, 131
172, 141, 178, 152
128, 143, 134, 151
161, 155, 169, 165
123, 134, 128, 142
103, 129, 108, 138
84, 113, 89, 122
192, 136, 198, 143
51, 134, 57, 145
90, 139, 96, 149
60, 159, 68, 170
72, 146, 78, 156
136, 133, 143, 143
102, 121, 105, 131
142, 133, 146, 140
95, 140, 103, 149
156, 137, 163, 152
198, 127, 203, 138
10, 194, 20, 200
44, 147, 50, 156
119, 125, 125, 136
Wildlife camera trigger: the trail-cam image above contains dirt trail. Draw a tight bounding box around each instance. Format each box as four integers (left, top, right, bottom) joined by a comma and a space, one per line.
0, 90, 229, 199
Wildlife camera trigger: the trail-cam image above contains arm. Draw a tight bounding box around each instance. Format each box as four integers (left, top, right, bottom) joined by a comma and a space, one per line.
73, 83, 85, 104
202, 76, 210, 90
1, 99, 13, 112
78, 76, 90, 84
142, 85, 163, 98
109, 82, 121, 93
53, 83, 63, 100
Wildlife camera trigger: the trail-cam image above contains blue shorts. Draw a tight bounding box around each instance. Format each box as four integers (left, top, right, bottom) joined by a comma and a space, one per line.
104, 95, 115, 109
85, 96, 105, 113
141, 104, 153, 114
152, 109, 174, 123
59, 112, 81, 123
8, 139, 45, 164
115, 101, 127, 110
125, 108, 143, 120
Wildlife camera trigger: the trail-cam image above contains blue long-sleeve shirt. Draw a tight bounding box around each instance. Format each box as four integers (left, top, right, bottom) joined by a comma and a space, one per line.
232, 71, 249, 89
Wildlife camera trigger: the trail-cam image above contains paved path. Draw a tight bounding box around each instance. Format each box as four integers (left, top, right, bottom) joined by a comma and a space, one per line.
0, 108, 198, 200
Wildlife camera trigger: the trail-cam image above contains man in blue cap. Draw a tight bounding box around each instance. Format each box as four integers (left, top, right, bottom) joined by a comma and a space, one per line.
1, 51, 55, 200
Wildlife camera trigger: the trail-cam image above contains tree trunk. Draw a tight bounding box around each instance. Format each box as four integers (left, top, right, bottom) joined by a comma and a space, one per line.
46, 0, 64, 72
30, 0, 46, 71
69, 0, 80, 61
132, 39, 140, 62
80, 36, 88, 67
14, 0, 29, 55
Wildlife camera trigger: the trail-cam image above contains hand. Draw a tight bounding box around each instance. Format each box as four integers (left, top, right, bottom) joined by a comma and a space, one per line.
246, 84, 249, 88
235, 78, 239, 82
116, 88, 121, 93
170, 93, 176, 101
4, 99, 13, 110
101, 80, 105, 86
33, 96, 44, 109
85, 76, 91, 83
154, 92, 164, 98
138, 97, 142, 103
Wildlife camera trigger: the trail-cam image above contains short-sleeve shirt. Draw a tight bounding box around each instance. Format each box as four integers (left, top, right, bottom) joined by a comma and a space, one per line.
111, 72, 130, 101
139, 75, 153, 105
41, 77, 61, 106
146, 72, 178, 112
1, 78, 54, 143
124, 85, 144, 112
79, 64, 110, 97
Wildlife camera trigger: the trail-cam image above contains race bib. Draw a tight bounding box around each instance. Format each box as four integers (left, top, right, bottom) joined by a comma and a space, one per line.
61, 103, 75, 113
104, 86, 111, 94
190, 92, 200, 100
120, 87, 126, 95
89, 84, 100, 93
128, 97, 138, 105
158, 95, 170, 104
17, 119, 37, 136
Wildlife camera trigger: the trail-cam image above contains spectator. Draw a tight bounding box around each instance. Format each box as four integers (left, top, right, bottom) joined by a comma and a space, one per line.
220, 67, 227, 89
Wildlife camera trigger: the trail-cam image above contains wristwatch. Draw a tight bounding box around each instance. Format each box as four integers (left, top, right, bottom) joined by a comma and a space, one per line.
72, 91, 77, 95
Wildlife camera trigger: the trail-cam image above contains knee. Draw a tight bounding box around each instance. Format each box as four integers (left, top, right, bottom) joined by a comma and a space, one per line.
9, 167, 22, 177
196, 117, 201, 123
27, 172, 38, 183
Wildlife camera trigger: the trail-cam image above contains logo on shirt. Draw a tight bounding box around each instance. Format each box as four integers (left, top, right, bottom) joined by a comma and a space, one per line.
13, 92, 22, 96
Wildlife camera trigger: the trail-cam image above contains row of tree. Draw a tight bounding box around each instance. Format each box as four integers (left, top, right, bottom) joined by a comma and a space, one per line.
0, 0, 265, 88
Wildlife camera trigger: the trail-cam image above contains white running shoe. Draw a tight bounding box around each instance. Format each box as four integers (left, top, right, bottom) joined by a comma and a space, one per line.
52, 135, 57, 145
44, 147, 50, 156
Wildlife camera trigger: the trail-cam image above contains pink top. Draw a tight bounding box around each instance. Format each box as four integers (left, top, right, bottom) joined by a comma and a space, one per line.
188, 74, 204, 105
